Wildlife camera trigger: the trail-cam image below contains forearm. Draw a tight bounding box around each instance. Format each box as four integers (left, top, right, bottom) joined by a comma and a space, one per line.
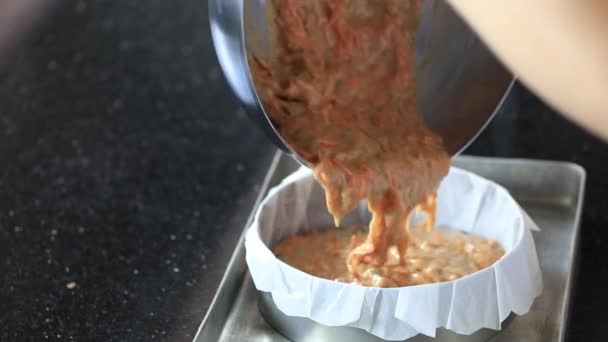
448, 0, 608, 138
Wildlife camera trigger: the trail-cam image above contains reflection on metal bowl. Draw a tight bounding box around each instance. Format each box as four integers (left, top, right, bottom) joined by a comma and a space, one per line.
209, 0, 514, 161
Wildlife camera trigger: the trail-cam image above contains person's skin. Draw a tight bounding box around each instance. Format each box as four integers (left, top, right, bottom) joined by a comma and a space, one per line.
447, 0, 608, 140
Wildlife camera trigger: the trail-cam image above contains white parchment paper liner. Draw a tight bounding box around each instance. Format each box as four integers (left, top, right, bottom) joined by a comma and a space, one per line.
245, 166, 543, 341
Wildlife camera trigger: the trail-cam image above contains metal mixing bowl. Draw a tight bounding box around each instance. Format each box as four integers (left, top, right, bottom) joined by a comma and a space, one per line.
209, 0, 514, 162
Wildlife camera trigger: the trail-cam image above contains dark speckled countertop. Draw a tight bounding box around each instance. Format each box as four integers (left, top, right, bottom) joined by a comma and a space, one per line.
0, 1, 606, 341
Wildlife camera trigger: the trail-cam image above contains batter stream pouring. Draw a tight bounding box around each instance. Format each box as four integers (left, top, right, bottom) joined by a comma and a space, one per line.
250, 0, 452, 286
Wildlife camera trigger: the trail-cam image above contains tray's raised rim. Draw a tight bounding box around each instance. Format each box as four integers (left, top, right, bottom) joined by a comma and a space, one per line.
193, 152, 283, 342
558, 161, 585, 342
455, 155, 587, 177
193, 153, 586, 342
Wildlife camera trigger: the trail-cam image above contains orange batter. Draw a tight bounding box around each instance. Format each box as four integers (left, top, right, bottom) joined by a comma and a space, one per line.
251, 0, 450, 285
275, 224, 505, 287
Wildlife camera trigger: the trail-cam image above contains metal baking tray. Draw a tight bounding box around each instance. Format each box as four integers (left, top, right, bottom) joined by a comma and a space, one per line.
194, 153, 585, 342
